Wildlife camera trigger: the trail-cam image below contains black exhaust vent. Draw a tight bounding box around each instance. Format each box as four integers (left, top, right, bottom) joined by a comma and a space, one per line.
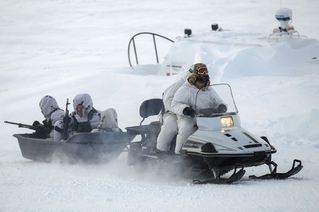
242, 132, 259, 143
201, 143, 217, 153
244, 144, 262, 148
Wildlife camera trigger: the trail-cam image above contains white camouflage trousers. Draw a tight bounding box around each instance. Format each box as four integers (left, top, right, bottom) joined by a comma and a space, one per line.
156, 113, 197, 154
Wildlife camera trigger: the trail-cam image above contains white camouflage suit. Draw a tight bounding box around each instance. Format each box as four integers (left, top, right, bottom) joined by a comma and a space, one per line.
156, 78, 185, 152
39, 95, 64, 141
72, 93, 119, 132
169, 81, 223, 154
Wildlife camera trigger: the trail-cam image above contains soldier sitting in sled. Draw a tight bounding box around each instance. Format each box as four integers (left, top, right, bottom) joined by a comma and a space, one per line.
32, 95, 64, 141
70, 93, 120, 133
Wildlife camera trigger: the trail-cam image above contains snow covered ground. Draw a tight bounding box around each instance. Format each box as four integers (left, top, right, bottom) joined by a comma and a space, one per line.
1, 0, 319, 211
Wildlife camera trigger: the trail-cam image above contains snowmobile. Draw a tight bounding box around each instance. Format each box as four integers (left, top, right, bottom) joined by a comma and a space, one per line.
125, 83, 303, 184
5, 121, 133, 163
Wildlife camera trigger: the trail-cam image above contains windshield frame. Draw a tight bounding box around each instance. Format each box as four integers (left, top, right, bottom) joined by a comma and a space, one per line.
195, 83, 239, 117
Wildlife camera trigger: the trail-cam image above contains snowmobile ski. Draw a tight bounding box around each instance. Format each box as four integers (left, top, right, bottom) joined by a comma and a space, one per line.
249, 159, 303, 180
193, 168, 246, 184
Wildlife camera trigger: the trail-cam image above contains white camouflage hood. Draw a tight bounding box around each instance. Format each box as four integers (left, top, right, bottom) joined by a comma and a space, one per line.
73, 93, 93, 112
39, 95, 60, 118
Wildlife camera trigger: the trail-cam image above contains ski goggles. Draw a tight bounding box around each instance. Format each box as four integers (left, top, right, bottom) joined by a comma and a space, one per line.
196, 67, 208, 76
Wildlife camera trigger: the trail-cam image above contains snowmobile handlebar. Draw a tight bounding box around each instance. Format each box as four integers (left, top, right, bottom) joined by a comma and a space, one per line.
196, 104, 228, 116
194, 83, 239, 117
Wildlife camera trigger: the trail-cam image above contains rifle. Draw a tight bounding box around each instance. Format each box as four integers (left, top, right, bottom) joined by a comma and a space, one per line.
62, 98, 71, 140
4, 121, 37, 131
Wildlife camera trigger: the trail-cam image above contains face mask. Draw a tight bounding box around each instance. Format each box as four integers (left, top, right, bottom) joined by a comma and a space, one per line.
76, 104, 84, 117
197, 75, 210, 84
194, 75, 210, 89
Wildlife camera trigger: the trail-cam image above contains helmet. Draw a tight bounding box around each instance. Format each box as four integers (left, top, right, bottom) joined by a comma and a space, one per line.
39, 95, 60, 118
275, 8, 293, 30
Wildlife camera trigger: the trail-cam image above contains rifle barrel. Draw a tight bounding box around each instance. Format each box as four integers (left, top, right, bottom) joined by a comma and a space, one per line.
4, 121, 35, 129
4, 121, 17, 125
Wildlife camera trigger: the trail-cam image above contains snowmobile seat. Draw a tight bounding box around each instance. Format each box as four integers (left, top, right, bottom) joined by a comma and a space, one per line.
139, 98, 163, 125
126, 98, 163, 149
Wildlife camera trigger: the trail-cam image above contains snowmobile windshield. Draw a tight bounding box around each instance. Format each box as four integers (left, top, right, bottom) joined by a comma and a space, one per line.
195, 83, 238, 117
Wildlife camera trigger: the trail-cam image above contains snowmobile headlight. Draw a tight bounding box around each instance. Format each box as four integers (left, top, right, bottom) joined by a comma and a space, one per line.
220, 116, 234, 128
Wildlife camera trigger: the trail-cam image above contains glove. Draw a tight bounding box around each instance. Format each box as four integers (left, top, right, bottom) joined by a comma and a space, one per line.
32, 120, 41, 127
34, 124, 46, 132
32, 120, 51, 137
42, 119, 52, 128
217, 104, 227, 113
183, 107, 195, 118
